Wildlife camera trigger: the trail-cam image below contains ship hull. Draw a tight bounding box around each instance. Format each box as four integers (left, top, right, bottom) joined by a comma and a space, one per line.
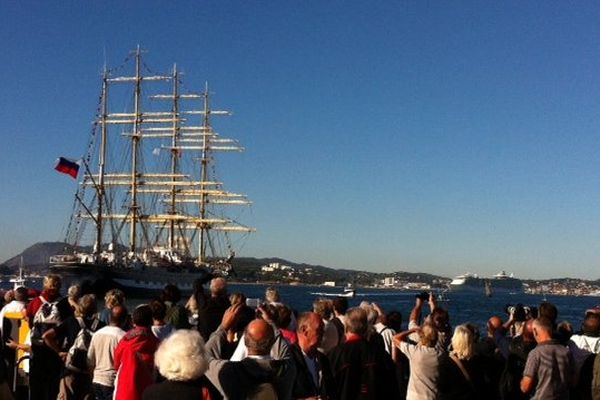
450, 279, 523, 294
49, 262, 213, 296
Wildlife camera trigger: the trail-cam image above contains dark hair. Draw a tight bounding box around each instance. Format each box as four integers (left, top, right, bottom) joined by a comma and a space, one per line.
386, 311, 403, 332
539, 302, 558, 324
277, 305, 293, 329
161, 284, 181, 303
150, 299, 167, 321
14, 287, 28, 302
133, 305, 153, 328
583, 313, 600, 337
431, 308, 450, 332
332, 297, 349, 314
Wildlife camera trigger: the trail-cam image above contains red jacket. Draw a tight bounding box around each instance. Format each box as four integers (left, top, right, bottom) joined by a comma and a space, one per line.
114, 326, 159, 400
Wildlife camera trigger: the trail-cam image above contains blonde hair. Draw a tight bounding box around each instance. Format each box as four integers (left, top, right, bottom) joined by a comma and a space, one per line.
451, 324, 474, 360
104, 289, 125, 308
155, 329, 208, 381
43, 274, 62, 291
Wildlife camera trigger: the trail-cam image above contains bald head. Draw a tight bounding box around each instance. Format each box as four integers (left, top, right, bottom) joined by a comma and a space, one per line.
245, 319, 275, 356
487, 316, 503, 336
210, 277, 227, 297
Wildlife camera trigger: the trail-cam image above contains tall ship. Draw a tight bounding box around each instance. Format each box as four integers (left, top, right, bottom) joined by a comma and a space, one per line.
50, 48, 255, 294
449, 271, 523, 294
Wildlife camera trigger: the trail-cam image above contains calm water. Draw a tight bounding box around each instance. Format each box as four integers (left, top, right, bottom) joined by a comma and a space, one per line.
226, 284, 600, 334
4, 279, 597, 334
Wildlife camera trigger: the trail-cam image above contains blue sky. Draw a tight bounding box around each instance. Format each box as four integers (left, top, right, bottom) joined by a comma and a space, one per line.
2, 1, 600, 279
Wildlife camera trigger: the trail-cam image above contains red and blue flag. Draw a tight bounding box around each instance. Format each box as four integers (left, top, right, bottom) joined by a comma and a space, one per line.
54, 157, 80, 179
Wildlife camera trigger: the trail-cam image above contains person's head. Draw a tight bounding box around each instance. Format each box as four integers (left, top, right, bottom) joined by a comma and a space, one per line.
210, 277, 227, 297
557, 321, 573, 340
150, 299, 167, 322
43, 274, 62, 294
386, 311, 403, 332
229, 292, 246, 307
4, 290, 14, 303
265, 286, 280, 303
104, 289, 126, 309
345, 307, 368, 337
67, 284, 81, 300
244, 319, 275, 356
110, 305, 128, 327
359, 302, 378, 326
14, 287, 28, 302
451, 324, 474, 360
539, 302, 558, 326
161, 284, 182, 303
487, 316, 503, 336
313, 299, 333, 321
332, 297, 348, 316
582, 313, 600, 337
419, 323, 439, 347
133, 304, 153, 328
296, 312, 325, 355
155, 330, 208, 381
430, 308, 450, 333
76, 294, 98, 318
277, 305, 293, 330
532, 317, 553, 343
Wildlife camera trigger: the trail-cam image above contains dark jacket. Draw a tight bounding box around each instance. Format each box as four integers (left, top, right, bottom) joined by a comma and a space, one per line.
290, 344, 335, 399
328, 335, 399, 400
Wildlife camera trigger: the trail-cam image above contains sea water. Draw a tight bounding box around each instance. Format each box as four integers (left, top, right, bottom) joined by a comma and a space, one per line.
226, 284, 600, 334
4, 280, 597, 334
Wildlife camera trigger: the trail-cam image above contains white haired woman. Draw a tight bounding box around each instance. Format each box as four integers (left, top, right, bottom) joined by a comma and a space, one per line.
142, 329, 216, 400
438, 324, 485, 400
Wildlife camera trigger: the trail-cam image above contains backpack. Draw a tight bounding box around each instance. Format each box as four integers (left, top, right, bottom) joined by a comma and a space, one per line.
30, 296, 62, 346
65, 317, 99, 373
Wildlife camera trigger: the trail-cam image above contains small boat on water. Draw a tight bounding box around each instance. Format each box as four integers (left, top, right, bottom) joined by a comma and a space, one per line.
311, 283, 356, 298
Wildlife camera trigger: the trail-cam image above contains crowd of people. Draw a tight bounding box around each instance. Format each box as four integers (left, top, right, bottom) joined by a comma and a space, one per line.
0, 273, 599, 400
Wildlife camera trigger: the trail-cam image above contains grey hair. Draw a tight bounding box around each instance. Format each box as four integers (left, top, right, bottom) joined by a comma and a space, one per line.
155, 329, 208, 381
68, 284, 81, 299
265, 286, 280, 303
345, 307, 368, 337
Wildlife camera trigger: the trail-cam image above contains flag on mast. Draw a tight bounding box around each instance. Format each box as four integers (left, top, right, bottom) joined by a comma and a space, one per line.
54, 157, 80, 179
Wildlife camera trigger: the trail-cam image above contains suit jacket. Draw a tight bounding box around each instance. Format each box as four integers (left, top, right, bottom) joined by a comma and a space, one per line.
290, 344, 335, 400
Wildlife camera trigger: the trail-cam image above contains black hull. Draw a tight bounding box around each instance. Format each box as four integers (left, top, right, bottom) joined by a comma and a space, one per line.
49, 262, 213, 296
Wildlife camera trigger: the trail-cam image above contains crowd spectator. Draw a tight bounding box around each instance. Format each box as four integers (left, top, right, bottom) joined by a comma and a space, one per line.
43, 293, 103, 400
26, 274, 73, 400
114, 305, 160, 400
87, 304, 128, 400
521, 316, 572, 399
143, 329, 217, 400
329, 307, 399, 399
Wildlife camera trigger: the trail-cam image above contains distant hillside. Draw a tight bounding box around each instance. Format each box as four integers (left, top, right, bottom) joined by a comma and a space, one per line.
0, 242, 450, 285
0, 242, 79, 274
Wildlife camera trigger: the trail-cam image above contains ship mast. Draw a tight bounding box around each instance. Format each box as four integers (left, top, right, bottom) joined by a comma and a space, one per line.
168, 64, 180, 250
198, 82, 210, 265
129, 46, 142, 254
95, 67, 109, 259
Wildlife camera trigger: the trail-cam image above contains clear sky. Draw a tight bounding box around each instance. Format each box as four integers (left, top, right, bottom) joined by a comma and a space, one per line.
2, 1, 600, 280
